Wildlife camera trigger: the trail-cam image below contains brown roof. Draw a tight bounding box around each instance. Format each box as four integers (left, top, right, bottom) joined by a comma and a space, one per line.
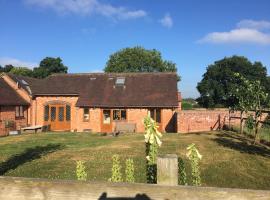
8, 73, 179, 108
0, 77, 29, 106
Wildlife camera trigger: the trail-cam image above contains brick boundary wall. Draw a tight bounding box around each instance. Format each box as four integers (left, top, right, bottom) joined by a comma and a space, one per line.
177, 109, 269, 133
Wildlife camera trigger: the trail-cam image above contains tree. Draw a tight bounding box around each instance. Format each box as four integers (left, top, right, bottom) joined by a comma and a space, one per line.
33, 57, 68, 78
0, 65, 14, 73
247, 80, 268, 143
197, 56, 268, 108
104, 46, 180, 80
229, 73, 252, 134
10, 67, 33, 77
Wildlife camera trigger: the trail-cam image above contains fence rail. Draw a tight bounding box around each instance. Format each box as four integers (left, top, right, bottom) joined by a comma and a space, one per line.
0, 176, 269, 200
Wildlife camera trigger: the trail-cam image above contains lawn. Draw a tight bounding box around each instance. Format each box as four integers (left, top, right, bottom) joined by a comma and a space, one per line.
0, 131, 270, 190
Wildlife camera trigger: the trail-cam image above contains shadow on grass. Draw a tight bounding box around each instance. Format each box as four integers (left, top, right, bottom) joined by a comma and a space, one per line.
213, 132, 270, 158
0, 144, 64, 175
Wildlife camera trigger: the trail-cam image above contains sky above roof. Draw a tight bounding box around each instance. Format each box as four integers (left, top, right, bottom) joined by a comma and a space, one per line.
0, 0, 270, 98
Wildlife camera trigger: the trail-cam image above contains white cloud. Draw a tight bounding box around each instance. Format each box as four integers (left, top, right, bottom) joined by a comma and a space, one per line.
198, 20, 270, 45
0, 57, 37, 68
159, 13, 173, 28
237, 19, 270, 30
24, 0, 147, 20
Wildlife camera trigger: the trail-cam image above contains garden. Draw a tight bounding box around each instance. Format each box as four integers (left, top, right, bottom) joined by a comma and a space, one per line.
0, 127, 269, 190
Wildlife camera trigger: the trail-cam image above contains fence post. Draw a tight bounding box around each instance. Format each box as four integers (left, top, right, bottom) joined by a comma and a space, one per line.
157, 154, 178, 186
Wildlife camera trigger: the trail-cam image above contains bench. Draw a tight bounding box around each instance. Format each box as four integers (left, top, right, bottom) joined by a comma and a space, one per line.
115, 122, 136, 133
21, 125, 43, 133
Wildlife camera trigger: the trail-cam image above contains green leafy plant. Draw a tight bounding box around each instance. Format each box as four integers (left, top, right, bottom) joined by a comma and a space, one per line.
186, 144, 202, 186
109, 154, 123, 182
245, 115, 254, 135
125, 158, 135, 183
76, 161, 87, 181
144, 116, 162, 184
178, 157, 187, 185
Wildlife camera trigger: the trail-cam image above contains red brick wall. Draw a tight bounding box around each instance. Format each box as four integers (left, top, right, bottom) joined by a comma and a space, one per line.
177, 109, 239, 133
0, 106, 28, 136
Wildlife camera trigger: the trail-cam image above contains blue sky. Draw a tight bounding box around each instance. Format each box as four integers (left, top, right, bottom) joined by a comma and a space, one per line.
1, 0, 270, 98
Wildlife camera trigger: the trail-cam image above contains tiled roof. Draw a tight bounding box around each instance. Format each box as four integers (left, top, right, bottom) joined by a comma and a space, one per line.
0, 78, 29, 106
8, 73, 179, 107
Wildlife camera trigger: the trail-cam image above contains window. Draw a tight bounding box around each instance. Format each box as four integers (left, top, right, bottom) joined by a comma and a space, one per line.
103, 110, 111, 124
58, 107, 64, 121
44, 105, 49, 121
66, 105, 71, 121
113, 109, 127, 121
51, 107, 56, 122
15, 106, 24, 118
83, 108, 90, 121
149, 108, 161, 123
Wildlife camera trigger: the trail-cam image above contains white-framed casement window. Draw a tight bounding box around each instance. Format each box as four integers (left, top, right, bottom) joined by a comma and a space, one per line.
83, 108, 90, 122
15, 106, 24, 118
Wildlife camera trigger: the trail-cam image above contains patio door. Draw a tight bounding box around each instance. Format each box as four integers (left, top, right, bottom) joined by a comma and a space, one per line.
44, 104, 71, 131
101, 109, 112, 132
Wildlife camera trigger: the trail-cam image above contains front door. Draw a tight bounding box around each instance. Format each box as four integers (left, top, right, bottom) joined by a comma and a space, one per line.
46, 104, 71, 131
101, 109, 112, 132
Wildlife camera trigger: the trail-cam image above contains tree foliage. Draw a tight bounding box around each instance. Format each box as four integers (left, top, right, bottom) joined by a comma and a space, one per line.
197, 56, 269, 108
0, 65, 14, 73
33, 57, 68, 78
10, 67, 33, 77
104, 46, 180, 80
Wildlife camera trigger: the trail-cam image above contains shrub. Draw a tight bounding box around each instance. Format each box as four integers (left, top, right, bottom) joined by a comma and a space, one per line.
76, 161, 87, 181
186, 144, 202, 186
178, 157, 187, 185
125, 158, 135, 183
109, 154, 123, 182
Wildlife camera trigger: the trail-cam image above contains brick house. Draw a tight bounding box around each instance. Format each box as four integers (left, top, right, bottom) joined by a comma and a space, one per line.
0, 72, 180, 135
0, 77, 29, 136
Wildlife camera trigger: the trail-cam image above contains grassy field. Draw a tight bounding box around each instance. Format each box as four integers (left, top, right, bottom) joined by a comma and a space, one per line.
0, 131, 270, 190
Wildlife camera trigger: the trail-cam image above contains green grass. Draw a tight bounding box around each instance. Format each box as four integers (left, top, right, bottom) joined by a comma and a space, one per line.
0, 131, 270, 190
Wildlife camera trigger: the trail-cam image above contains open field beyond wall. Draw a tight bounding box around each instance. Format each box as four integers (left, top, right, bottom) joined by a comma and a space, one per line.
0, 131, 270, 190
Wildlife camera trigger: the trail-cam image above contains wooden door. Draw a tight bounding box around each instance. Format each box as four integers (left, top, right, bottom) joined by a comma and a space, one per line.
101, 109, 112, 133
48, 104, 71, 131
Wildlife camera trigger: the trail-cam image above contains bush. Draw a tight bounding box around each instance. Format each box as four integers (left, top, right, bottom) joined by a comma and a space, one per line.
76, 161, 87, 181
109, 154, 123, 182
245, 115, 254, 134
178, 157, 187, 185
186, 144, 202, 186
182, 102, 193, 110
125, 158, 135, 183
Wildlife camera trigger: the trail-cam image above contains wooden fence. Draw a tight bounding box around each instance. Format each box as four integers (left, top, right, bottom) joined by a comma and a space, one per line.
0, 176, 269, 200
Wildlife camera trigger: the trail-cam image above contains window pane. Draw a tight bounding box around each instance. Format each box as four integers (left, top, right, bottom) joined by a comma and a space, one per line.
15, 106, 20, 117
103, 110, 111, 124
156, 109, 161, 123
44, 105, 49, 121
83, 108, 89, 121
20, 106, 24, 117
121, 110, 126, 120
51, 107, 56, 121
59, 107, 64, 121
66, 105, 71, 121
113, 110, 121, 120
